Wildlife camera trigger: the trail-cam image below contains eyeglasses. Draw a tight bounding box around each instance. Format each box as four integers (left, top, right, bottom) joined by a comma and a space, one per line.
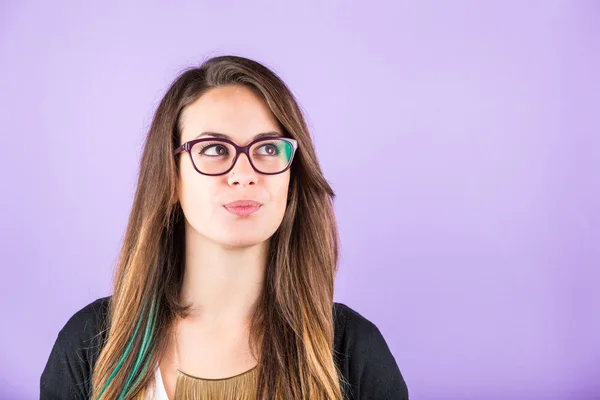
174, 136, 298, 176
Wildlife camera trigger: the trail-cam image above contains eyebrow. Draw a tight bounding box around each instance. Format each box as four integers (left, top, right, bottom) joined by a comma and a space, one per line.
194, 131, 283, 140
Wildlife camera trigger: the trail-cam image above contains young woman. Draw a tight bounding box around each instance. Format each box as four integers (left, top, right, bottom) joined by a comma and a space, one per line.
40, 55, 408, 399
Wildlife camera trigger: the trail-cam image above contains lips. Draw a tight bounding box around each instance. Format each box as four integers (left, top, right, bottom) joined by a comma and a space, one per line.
224, 200, 262, 208
223, 200, 262, 217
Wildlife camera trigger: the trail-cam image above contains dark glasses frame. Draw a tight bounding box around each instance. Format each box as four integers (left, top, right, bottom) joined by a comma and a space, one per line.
174, 136, 298, 176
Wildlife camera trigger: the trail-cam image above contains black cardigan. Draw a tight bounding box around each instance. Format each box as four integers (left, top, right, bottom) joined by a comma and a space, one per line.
40, 296, 409, 399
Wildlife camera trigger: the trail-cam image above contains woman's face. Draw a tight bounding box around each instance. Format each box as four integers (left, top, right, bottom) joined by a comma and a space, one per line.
177, 85, 291, 249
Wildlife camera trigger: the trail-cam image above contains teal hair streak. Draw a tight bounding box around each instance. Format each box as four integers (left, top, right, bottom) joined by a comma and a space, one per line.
119, 294, 159, 399
96, 300, 148, 400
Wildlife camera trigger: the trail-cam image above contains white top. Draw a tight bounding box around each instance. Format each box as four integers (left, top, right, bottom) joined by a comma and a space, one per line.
144, 364, 169, 400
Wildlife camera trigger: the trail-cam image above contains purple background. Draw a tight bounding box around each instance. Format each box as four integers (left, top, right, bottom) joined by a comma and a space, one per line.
1, 1, 599, 399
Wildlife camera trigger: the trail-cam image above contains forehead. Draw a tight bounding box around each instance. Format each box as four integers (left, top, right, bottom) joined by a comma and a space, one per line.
180, 85, 281, 144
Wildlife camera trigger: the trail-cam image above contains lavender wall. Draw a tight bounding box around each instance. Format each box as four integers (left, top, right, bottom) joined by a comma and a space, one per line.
1, 1, 598, 398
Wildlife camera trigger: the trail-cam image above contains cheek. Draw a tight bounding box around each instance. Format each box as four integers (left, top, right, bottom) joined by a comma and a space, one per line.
178, 165, 215, 220
267, 175, 291, 214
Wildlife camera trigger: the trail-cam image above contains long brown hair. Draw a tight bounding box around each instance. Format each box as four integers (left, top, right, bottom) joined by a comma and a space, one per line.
91, 55, 346, 399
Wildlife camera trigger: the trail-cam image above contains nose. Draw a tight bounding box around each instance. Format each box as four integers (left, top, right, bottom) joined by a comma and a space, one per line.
227, 153, 258, 187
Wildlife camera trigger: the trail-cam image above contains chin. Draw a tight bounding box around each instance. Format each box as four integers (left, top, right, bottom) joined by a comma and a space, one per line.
214, 233, 270, 249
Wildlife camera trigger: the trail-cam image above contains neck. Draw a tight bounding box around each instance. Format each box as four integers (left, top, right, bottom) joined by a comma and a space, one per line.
179, 224, 268, 325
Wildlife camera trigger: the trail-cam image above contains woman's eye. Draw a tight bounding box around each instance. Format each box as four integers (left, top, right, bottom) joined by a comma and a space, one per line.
201, 145, 228, 156
258, 144, 278, 156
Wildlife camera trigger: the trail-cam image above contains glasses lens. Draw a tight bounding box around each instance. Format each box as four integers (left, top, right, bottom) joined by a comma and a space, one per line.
250, 139, 294, 173
190, 140, 236, 175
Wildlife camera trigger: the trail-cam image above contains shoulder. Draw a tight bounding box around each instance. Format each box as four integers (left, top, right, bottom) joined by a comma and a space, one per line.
333, 302, 380, 340
333, 302, 409, 400
60, 296, 111, 338
40, 296, 112, 399
333, 302, 396, 358
52, 296, 112, 355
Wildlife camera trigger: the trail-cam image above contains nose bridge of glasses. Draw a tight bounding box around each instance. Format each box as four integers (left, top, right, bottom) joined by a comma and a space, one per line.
230, 144, 255, 173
